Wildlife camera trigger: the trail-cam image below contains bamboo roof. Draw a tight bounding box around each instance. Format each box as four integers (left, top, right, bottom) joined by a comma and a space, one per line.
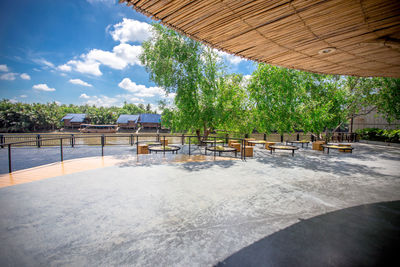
120, 0, 400, 78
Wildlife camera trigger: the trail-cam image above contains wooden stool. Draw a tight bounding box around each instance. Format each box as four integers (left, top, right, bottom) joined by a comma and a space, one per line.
265, 142, 276, 150
228, 140, 236, 147
138, 144, 149, 154
242, 146, 253, 157
160, 139, 168, 146
312, 141, 326, 151
230, 142, 241, 152
244, 138, 255, 146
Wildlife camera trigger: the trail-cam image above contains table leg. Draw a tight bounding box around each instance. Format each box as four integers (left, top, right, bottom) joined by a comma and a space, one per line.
270, 148, 272, 154
292, 150, 294, 156
327, 148, 329, 154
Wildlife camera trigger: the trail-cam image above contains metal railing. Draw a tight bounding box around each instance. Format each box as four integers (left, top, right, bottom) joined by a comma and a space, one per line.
1, 134, 250, 173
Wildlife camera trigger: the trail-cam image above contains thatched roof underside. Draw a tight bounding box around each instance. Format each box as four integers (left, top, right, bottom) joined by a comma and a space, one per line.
120, 0, 400, 78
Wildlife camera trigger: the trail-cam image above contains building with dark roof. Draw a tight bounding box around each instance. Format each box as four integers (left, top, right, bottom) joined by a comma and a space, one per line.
61, 113, 89, 128
139, 114, 161, 128
117, 114, 140, 129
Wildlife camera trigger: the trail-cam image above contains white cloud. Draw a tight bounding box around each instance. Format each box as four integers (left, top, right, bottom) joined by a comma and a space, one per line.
69, 79, 93, 87
20, 73, 31, 80
10, 98, 18, 104
80, 93, 147, 107
112, 43, 142, 66
20, 94, 28, 98
85, 95, 119, 107
86, 49, 127, 70
79, 93, 90, 99
33, 58, 54, 68
215, 49, 244, 65
0, 73, 18, 81
54, 101, 61, 105
58, 43, 141, 76
58, 64, 72, 72
0, 64, 8, 72
65, 59, 102, 76
118, 78, 164, 97
110, 18, 151, 43
33, 84, 56, 92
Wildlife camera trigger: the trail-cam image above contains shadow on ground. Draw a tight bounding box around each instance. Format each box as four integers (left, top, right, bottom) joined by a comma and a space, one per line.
254, 144, 399, 178
215, 201, 400, 267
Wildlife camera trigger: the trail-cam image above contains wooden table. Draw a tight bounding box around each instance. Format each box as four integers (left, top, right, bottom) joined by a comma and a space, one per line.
247, 140, 267, 147
286, 140, 310, 148
206, 146, 237, 157
269, 145, 299, 156
265, 141, 277, 150
322, 145, 353, 154
148, 145, 181, 154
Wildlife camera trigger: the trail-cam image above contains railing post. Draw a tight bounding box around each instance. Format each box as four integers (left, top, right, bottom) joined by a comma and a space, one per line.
8, 144, 12, 173
60, 138, 63, 162
101, 135, 104, 156
242, 139, 246, 161
188, 136, 191, 155
182, 134, 184, 145
37, 134, 41, 148
214, 136, 216, 157
163, 136, 166, 155
225, 133, 229, 144
263, 133, 266, 141
71, 134, 75, 147
136, 135, 139, 155
280, 134, 283, 143
297, 133, 299, 141
130, 134, 133, 146
0, 134, 4, 148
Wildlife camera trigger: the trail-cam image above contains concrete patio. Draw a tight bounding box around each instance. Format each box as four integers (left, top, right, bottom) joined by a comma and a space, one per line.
0, 143, 399, 266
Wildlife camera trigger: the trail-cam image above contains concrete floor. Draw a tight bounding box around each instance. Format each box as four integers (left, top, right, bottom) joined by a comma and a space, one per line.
0, 143, 399, 266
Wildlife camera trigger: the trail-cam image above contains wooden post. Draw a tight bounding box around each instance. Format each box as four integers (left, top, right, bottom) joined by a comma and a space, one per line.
263, 133, 266, 141
280, 134, 283, 143
182, 134, 185, 145
297, 133, 299, 141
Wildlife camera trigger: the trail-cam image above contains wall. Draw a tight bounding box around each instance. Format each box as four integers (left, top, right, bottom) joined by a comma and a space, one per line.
352, 108, 400, 131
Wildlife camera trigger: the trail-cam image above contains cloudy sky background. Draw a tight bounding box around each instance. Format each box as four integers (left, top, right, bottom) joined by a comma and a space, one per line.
0, 0, 256, 109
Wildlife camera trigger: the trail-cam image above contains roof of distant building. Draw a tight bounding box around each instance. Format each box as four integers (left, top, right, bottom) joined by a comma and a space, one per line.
61, 113, 87, 122
117, 114, 140, 124
140, 114, 161, 124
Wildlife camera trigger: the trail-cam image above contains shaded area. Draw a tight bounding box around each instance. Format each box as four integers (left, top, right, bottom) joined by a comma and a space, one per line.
0, 143, 235, 174
216, 201, 400, 267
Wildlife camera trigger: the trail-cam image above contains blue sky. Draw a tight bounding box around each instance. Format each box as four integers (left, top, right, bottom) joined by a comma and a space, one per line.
0, 0, 256, 110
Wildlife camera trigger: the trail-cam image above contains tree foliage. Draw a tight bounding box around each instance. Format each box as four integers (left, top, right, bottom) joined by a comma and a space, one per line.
0, 100, 154, 132
140, 23, 250, 135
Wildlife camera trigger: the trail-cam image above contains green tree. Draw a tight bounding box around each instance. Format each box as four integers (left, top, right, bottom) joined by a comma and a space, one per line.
140, 23, 226, 137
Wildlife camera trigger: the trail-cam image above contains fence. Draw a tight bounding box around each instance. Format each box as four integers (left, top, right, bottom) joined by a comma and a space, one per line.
1, 134, 251, 173
0, 132, 358, 174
